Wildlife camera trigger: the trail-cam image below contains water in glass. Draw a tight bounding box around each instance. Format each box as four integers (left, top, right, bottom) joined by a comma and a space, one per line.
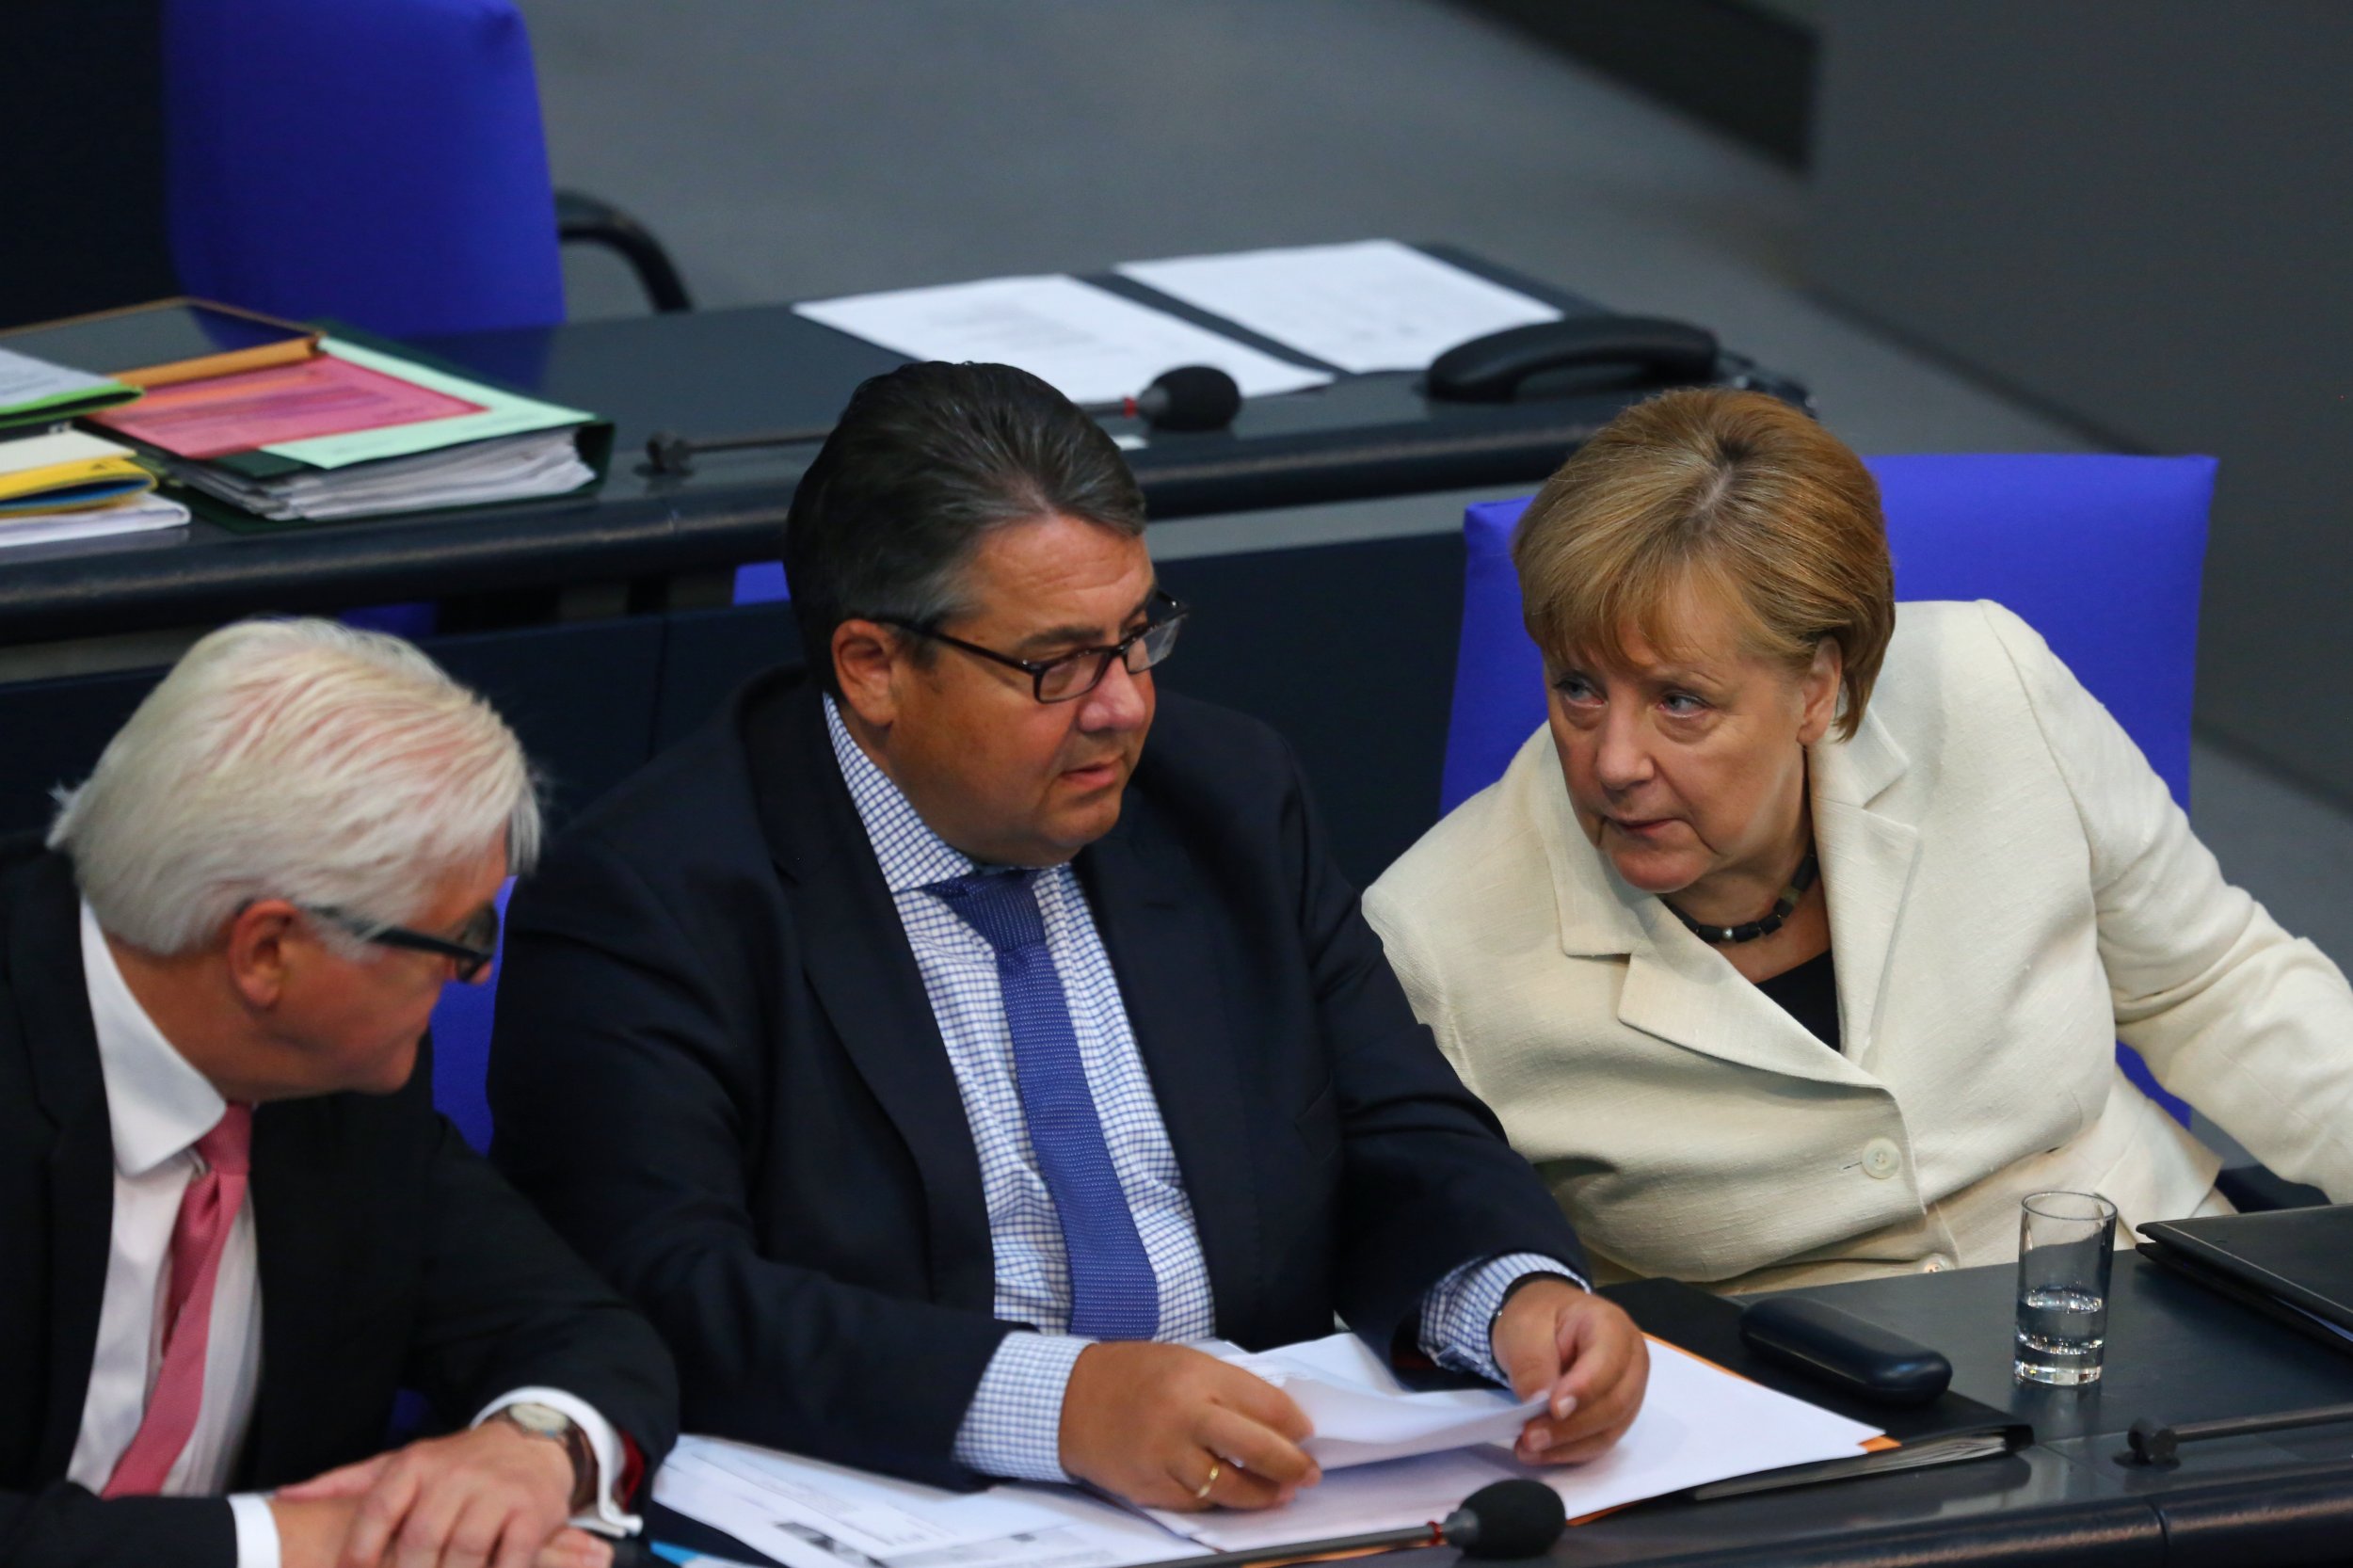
2014, 1191, 2118, 1386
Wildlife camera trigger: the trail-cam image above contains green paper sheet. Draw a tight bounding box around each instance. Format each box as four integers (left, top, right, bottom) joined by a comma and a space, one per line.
263, 339, 593, 470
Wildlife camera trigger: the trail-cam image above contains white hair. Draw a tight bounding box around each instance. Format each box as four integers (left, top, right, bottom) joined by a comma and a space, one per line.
49, 617, 541, 956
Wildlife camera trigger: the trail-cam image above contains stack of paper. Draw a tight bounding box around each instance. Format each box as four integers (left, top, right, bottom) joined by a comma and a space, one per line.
0, 428, 187, 551
654, 1331, 1886, 1568
95, 337, 597, 524
0, 430, 155, 513
0, 346, 140, 433
1142, 1336, 1884, 1555
168, 429, 591, 522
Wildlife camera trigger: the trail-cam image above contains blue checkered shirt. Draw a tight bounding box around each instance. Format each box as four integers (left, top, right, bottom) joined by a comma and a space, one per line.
824, 699, 1581, 1482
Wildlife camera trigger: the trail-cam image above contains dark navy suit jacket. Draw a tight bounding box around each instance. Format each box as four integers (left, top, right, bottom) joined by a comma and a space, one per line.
489, 669, 1585, 1487
0, 846, 678, 1568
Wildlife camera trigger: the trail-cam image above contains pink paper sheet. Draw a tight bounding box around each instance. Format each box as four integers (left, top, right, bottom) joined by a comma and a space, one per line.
93, 353, 482, 459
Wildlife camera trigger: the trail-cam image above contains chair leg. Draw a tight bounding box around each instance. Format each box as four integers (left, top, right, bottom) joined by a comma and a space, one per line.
553, 188, 694, 313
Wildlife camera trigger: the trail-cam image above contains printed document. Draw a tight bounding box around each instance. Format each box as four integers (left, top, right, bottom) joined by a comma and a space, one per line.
657, 1335, 1882, 1565
1118, 238, 1562, 374
794, 275, 1332, 406
1201, 1332, 1542, 1466
1144, 1338, 1882, 1552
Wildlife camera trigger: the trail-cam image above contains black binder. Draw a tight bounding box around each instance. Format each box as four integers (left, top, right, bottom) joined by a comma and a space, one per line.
2139, 1206, 2353, 1355
1605, 1278, 2031, 1498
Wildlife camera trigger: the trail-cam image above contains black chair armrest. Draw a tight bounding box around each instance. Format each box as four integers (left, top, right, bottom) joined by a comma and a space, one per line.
554, 188, 694, 313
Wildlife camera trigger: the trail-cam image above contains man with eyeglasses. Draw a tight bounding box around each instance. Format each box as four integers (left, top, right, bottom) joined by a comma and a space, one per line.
490, 361, 1647, 1512
0, 619, 676, 1568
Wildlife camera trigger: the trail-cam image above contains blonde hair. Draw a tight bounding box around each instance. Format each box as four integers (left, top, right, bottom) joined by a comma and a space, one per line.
50, 617, 540, 955
1512, 388, 1894, 741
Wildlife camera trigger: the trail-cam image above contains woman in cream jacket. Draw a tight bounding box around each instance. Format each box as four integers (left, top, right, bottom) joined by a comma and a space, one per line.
1367, 389, 2353, 1293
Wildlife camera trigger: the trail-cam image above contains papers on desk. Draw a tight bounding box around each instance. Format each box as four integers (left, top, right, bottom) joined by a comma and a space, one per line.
167, 428, 593, 522
0, 346, 139, 431
794, 275, 1333, 406
264, 339, 594, 469
1202, 1332, 1544, 1466
0, 492, 189, 550
1118, 239, 1563, 374
1143, 1338, 1884, 1554
656, 1335, 1884, 1568
89, 349, 486, 459
656, 1439, 1202, 1568
0, 430, 155, 512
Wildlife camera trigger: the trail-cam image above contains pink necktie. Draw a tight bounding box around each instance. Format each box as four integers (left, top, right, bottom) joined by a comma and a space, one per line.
103, 1103, 253, 1497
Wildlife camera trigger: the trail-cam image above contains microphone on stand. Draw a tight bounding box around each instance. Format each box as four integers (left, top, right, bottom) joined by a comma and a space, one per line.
1081, 364, 1244, 433
644, 365, 1245, 476
1128, 1478, 1569, 1568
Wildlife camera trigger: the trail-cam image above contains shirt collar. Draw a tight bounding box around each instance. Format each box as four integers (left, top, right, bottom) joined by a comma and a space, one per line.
824, 695, 979, 895
79, 899, 228, 1179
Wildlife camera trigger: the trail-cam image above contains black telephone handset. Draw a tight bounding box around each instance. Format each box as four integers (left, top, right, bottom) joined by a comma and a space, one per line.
1425, 316, 1722, 403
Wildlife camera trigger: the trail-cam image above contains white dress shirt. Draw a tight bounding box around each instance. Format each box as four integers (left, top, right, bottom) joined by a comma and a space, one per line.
66, 902, 638, 1567
824, 699, 1579, 1481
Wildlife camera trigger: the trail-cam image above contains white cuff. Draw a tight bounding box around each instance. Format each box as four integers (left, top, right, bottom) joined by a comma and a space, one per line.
951, 1333, 1094, 1483
472, 1386, 641, 1537
1419, 1253, 1589, 1384
227, 1493, 282, 1568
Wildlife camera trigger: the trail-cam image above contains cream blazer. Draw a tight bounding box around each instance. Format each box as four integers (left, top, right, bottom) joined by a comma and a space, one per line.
1367, 600, 2353, 1293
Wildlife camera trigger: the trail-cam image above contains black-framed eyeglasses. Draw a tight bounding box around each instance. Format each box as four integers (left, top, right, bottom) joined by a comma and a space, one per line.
303, 902, 501, 983
876, 590, 1190, 704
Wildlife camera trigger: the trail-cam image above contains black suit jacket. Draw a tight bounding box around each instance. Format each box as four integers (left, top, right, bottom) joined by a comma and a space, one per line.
489, 671, 1584, 1487
0, 845, 680, 1568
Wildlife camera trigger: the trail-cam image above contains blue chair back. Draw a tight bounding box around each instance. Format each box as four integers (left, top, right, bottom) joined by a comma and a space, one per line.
1440, 454, 2217, 1120
163, 0, 565, 339
425, 876, 517, 1151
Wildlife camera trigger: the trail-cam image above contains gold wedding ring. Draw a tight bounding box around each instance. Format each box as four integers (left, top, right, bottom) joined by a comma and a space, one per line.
1193, 1459, 1222, 1502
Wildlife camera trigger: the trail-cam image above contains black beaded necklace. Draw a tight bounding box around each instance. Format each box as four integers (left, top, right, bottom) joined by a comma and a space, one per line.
1663, 850, 1819, 945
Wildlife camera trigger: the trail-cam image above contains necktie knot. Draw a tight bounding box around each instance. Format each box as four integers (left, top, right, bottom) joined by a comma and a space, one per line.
195, 1103, 252, 1176
926, 869, 1048, 956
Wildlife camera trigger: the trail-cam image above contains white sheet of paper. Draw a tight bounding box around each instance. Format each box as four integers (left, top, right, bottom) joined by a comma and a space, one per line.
1201, 1332, 1543, 1467
1118, 239, 1563, 374
0, 346, 120, 409
656, 1443, 1205, 1568
1145, 1338, 1884, 1555
0, 493, 188, 550
0, 428, 136, 476
794, 275, 1333, 406
660, 1438, 1070, 1559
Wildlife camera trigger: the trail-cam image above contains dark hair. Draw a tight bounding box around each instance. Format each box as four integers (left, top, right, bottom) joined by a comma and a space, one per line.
783, 361, 1147, 694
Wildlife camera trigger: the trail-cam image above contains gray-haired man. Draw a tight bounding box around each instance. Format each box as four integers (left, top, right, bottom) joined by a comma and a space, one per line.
0, 619, 677, 1568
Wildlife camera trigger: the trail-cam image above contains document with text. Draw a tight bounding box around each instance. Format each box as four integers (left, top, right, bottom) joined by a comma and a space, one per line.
655, 1334, 1883, 1565
794, 275, 1333, 407
1118, 238, 1563, 374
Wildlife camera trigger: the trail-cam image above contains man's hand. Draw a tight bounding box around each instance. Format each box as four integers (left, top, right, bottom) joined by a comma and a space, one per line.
273, 1421, 590, 1568
1491, 1279, 1649, 1465
1059, 1341, 1321, 1511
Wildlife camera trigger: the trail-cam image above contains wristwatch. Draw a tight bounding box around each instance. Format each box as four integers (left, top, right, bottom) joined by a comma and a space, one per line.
493, 1401, 596, 1512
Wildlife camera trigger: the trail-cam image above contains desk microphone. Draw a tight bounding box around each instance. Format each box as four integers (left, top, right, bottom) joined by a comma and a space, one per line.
1126, 1478, 1567, 1568
645, 365, 1244, 476
1081, 364, 1243, 433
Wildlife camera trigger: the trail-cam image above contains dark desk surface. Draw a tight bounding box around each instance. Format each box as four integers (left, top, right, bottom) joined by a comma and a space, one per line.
648, 1252, 2353, 1568
0, 249, 1798, 644
1554, 1253, 2353, 1567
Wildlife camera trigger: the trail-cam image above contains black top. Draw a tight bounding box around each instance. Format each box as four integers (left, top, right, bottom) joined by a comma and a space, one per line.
1755, 949, 1841, 1054
489, 669, 1590, 1489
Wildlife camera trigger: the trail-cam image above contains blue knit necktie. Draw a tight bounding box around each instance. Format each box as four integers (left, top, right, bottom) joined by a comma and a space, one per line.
928, 869, 1160, 1338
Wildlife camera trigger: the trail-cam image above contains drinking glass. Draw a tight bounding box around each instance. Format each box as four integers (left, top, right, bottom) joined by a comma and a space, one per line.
2014, 1190, 2118, 1385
